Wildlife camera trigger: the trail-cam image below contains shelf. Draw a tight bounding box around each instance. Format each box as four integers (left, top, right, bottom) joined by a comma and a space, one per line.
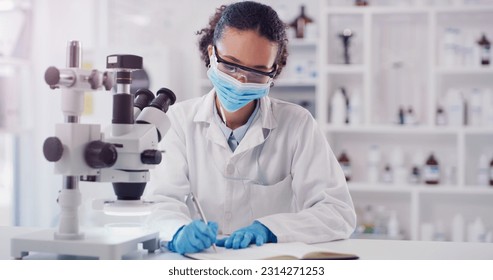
418, 186, 493, 195
324, 124, 459, 135
324, 7, 366, 15
324, 5, 493, 15
324, 124, 493, 135
288, 38, 317, 47
348, 183, 413, 193
351, 233, 406, 240
434, 5, 493, 14
348, 183, 493, 195
324, 64, 365, 74
463, 127, 493, 135
436, 67, 493, 75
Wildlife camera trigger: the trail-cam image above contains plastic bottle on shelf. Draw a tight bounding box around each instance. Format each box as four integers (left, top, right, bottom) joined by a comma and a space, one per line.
467, 217, 486, 242
348, 88, 362, 126
423, 153, 440, 185
463, 32, 476, 67
387, 211, 400, 239
367, 144, 380, 184
451, 213, 464, 242
442, 27, 459, 67
420, 223, 435, 241
374, 205, 388, 235
443, 163, 457, 186
445, 88, 464, 126
481, 88, 493, 126
477, 33, 491, 66
392, 147, 407, 185
468, 88, 483, 127
362, 205, 375, 234
331, 88, 347, 125
477, 154, 489, 186
289, 5, 313, 39
433, 220, 447, 241
338, 150, 351, 182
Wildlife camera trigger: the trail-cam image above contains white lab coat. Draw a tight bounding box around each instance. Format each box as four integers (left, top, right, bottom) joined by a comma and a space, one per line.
147, 90, 356, 244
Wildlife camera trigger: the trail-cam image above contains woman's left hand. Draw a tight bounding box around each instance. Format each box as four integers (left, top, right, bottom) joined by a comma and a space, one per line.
216, 221, 276, 249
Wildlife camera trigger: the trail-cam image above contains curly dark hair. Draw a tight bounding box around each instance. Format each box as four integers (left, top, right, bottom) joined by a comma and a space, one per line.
196, 1, 289, 78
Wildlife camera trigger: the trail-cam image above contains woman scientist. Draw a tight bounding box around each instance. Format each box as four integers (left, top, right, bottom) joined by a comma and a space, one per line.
148, 1, 356, 254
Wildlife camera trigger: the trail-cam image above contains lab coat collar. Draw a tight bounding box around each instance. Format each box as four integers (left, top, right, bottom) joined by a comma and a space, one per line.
193, 89, 278, 130
193, 89, 278, 154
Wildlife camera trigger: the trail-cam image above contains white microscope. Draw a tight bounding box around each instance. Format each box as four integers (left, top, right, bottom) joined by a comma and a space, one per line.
11, 41, 176, 259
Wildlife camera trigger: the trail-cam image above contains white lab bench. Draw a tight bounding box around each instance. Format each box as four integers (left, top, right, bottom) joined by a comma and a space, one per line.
1, 226, 492, 260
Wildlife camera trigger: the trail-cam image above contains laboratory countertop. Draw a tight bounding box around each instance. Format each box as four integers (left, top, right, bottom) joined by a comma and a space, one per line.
1, 226, 493, 260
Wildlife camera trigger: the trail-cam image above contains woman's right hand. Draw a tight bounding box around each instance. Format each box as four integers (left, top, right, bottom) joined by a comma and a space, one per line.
167, 220, 218, 254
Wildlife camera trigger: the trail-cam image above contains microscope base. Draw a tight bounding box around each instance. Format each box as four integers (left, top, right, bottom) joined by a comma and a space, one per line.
11, 228, 160, 260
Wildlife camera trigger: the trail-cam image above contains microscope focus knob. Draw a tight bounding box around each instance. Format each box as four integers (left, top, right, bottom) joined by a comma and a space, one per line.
43, 137, 64, 162
141, 149, 162, 165
88, 69, 100, 90
84, 141, 118, 168
102, 71, 113, 90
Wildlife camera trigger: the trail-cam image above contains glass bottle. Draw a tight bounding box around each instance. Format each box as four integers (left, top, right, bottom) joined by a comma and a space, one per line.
289, 5, 313, 39
436, 105, 447, 126
477, 33, 491, 66
424, 153, 440, 185
398, 106, 405, 125
382, 164, 393, 184
489, 156, 493, 186
338, 150, 351, 182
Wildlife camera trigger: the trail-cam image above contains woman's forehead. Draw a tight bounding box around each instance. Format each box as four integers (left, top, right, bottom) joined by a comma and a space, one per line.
216, 27, 278, 69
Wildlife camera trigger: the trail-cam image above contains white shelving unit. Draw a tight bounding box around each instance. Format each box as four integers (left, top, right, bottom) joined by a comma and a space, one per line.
319, 1, 493, 242
191, 1, 493, 242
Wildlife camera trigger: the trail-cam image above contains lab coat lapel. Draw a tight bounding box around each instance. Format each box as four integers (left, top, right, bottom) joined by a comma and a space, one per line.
233, 118, 265, 155
233, 95, 278, 156
193, 89, 230, 151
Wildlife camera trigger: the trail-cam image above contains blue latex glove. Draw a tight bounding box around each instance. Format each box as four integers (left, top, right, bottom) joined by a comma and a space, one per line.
216, 221, 277, 250
167, 220, 218, 254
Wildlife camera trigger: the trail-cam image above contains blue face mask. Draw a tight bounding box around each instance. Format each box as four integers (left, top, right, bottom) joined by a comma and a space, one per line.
207, 55, 271, 112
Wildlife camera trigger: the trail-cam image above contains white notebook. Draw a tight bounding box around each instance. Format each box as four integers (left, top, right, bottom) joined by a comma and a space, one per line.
186, 242, 358, 260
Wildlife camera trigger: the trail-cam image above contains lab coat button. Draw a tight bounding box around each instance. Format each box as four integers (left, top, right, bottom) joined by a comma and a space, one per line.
225, 212, 232, 220
226, 164, 235, 175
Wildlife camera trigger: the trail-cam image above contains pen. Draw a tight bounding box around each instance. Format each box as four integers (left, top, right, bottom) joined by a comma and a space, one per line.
190, 192, 217, 253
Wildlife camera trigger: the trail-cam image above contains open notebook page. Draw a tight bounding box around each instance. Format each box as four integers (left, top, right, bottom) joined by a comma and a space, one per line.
186, 242, 358, 260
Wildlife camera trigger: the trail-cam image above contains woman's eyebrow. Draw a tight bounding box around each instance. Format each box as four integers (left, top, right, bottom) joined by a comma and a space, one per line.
223, 54, 270, 70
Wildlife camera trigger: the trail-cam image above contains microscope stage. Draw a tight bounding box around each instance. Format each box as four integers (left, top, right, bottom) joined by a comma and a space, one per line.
11, 227, 159, 260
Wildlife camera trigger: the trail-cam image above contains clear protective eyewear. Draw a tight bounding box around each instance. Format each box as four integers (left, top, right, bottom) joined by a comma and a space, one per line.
212, 46, 277, 84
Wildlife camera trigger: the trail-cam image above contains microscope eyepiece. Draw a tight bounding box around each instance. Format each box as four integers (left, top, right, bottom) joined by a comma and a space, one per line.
150, 88, 176, 113
134, 89, 155, 111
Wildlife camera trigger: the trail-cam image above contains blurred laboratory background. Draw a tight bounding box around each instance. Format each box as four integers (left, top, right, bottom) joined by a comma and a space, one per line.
1, 0, 493, 243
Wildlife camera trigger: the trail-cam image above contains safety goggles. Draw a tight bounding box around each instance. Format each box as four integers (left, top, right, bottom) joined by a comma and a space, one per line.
212, 46, 277, 84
